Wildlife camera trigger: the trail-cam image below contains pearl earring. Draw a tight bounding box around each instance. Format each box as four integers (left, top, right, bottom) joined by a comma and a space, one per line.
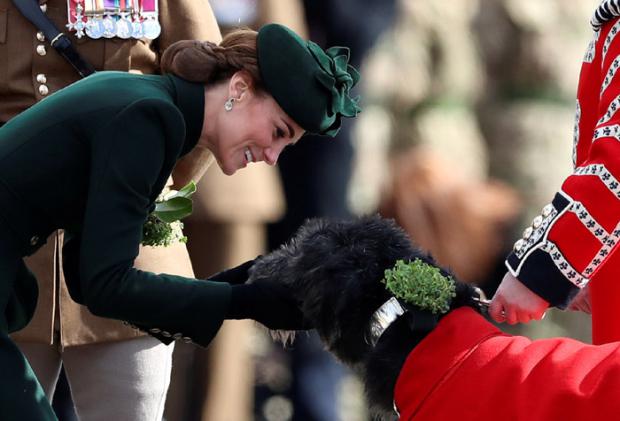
224, 98, 234, 111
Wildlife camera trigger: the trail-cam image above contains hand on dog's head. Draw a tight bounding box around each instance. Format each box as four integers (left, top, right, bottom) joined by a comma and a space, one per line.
248, 215, 480, 363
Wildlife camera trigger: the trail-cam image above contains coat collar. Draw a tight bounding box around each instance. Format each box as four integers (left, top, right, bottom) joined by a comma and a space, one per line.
393, 307, 506, 419
167, 75, 205, 157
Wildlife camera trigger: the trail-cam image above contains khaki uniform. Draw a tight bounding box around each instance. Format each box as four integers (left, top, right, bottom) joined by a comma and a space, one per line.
0, 0, 221, 347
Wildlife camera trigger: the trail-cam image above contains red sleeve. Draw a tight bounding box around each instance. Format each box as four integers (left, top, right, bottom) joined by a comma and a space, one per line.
506, 17, 620, 309
395, 309, 620, 420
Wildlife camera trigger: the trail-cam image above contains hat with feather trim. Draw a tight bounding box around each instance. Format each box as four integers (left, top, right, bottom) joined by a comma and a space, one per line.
257, 24, 361, 137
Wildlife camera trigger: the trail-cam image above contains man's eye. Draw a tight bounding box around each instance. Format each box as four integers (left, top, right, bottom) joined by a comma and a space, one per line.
276, 127, 286, 138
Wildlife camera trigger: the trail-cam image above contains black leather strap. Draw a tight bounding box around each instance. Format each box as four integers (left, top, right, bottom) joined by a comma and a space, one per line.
11, 0, 95, 78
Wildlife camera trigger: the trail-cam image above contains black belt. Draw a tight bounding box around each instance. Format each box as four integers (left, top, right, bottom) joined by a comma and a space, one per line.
11, 0, 95, 78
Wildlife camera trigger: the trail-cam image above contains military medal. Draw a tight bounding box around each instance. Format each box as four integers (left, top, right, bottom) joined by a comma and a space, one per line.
128, 0, 144, 38
141, 0, 161, 40
131, 18, 144, 39
80, 0, 101, 39
66, 0, 88, 38
100, 0, 118, 38
110, 0, 131, 39
67, 0, 159, 40
142, 18, 161, 40
116, 14, 133, 38
85, 15, 104, 39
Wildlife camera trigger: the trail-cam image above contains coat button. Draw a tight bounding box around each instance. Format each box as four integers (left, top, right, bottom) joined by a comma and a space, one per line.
30, 235, 39, 246
514, 239, 525, 252
172, 333, 183, 339
40, 3, 47, 12
149, 328, 161, 334
542, 204, 554, 217
522, 227, 533, 240
532, 215, 544, 229
182, 337, 192, 343
36, 74, 47, 84
36, 45, 47, 56
38, 85, 49, 96
36, 31, 45, 42
161, 331, 172, 338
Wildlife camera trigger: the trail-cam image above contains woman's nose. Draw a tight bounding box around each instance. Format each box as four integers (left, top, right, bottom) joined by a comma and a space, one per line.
263, 147, 280, 166
263, 141, 287, 166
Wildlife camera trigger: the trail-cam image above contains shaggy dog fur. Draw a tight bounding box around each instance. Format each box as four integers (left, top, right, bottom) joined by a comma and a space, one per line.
248, 215, 483, 419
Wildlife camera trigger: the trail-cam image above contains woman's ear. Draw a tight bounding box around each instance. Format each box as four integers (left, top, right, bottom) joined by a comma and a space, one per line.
228, 70, 254, 102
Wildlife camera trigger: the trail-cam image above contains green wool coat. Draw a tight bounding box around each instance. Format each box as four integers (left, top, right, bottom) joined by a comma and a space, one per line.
0, 72, 231, 420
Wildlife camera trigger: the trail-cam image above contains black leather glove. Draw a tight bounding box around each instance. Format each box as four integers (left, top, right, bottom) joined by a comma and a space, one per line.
226, 281, 311, 330
207, 257, 259, 285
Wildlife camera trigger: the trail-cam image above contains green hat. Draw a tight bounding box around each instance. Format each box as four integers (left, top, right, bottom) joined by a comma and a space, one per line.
257, 24, 361, 137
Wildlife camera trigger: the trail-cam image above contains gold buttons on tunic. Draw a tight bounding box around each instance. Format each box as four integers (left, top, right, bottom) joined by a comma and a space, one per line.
30, 236, 39, 246
36, 31, 46, 42
36, 74, 47, 84
38, 85, 49, 96
522, 227, 533, 239
36, 45, 47, 56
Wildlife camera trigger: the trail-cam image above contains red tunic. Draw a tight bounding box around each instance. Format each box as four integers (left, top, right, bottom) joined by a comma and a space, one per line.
505, 5, 620, 343
394, 308, 620, 420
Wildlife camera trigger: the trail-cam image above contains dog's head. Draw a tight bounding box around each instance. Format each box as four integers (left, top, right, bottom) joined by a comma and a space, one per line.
249, 215, 480, 367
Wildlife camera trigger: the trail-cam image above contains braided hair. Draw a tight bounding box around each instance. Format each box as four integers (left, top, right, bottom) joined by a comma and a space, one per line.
160, 29, 263, 90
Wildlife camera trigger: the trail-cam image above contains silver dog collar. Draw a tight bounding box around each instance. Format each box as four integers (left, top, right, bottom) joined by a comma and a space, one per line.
366, 297, 406, 347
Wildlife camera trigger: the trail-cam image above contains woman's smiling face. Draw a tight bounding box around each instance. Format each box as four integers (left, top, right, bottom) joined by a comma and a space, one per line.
207, 72, 305, 176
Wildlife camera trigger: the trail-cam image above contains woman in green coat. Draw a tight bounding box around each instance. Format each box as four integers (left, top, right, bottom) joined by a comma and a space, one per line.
0, 23, 360, 420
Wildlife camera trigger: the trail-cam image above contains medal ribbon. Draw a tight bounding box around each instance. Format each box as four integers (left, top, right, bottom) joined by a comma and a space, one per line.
141, 0, 157, 15
82, 0, 97, 16
103, 0, 117, 12
67, 0, 85, 23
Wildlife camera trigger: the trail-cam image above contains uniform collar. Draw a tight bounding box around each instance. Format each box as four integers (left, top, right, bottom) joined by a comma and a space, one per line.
168, 75, 205, 156
393, 307, 506, 419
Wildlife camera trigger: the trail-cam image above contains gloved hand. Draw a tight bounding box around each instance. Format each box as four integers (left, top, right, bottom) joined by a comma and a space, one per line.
207, 257, 259, 285
226, 280, 311, 330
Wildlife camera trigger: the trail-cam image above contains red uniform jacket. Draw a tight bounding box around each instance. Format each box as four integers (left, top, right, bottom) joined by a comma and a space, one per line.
394, 308, 620, 420
505, 1, 620, 343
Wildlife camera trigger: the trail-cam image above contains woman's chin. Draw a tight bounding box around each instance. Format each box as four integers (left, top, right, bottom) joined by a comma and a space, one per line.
215, 158, 242, 176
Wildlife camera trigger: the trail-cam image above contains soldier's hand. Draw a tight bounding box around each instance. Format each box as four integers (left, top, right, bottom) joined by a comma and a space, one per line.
568, 285, 591, 314
489, 272, 549, 324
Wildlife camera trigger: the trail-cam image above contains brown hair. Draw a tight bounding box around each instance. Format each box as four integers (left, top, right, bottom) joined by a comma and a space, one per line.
160, 29, 263, 89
